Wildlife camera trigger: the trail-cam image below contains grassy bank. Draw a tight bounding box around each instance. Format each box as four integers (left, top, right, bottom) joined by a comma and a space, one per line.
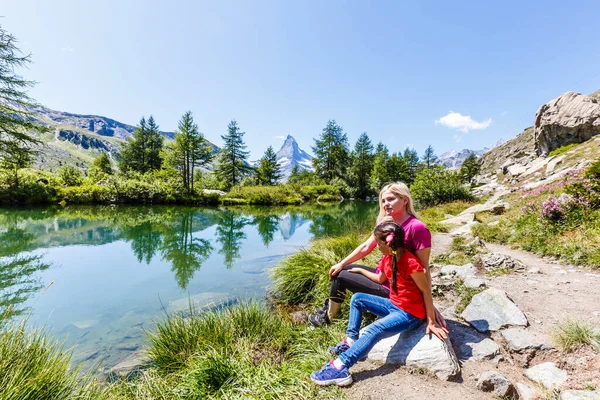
0, 168, 342, 206
472, 160, 600, 268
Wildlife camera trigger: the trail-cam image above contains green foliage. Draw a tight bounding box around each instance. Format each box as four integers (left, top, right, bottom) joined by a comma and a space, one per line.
0, 169, 58, 204
553, 319, 600, 352
57, 165, 84, 187
164, 111, 214, 194
288, 167, 324, 186
549, 143, 578, 157
119, 116, 164, 173
410, 166, 473, 208
115, 301, 344, 399
271, 233, 378, 305
0, 321, 105, 400
421, 145, 438, 169
369, 142, 390, 193
311, 120, 350, 182
256, 146, 283, 186
0, 25, 47, 165
223, 185, 302, 205
402, 147, 420, 184
348, 132, 375, 199
216, 119, 252, 190
460, 153, 480, 184
88, 153, 113, 182
387, 152, 410, 186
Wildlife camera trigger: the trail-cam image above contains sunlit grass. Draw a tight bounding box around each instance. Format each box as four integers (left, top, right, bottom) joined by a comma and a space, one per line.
553, 319, 600, 352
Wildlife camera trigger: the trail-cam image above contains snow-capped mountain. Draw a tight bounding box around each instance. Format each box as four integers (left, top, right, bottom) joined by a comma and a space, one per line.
438, 140, 504, 169
250, 135, 313, 181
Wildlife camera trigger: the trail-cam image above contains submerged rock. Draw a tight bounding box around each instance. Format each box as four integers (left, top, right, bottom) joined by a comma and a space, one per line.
168, 292, 235, 313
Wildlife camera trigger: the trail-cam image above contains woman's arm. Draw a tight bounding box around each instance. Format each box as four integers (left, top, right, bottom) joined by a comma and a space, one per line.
347, 267, 386, 284
411, 271, 448, 340
329, 234, 378, 278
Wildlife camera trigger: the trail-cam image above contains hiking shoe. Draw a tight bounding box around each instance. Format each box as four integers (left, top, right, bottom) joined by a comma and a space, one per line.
310, 360, 352, 387
328, 338, 351, 356
313, 298, 330, 315
308, 311, 330, 327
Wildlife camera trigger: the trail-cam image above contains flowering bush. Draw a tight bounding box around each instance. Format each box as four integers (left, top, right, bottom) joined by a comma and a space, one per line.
540, 194, 582, 220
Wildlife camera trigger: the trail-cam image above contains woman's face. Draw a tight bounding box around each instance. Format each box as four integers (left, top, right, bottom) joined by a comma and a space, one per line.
380, 190, 407, 218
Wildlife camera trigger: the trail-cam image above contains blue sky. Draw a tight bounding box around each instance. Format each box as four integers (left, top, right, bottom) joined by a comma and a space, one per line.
3, 0, 600, 160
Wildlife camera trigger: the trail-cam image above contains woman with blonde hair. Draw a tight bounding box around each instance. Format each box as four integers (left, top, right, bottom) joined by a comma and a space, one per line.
308, 182, 447, 329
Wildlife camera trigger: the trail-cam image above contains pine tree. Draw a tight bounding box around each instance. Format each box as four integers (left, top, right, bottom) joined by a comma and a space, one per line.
256, 146, 282, 186
460, 153, 480, 183
88, 153, 113, 181
348, 132, 374, 199
311, 120, 350, 183
216, 120, 251, 189
369, 142, 390, 193
422, 145, 438, 169
388, 152, 410, 184
166, 111, 214, 193
120, 116, 164, 173
0, 25, 47, 174
402, 147, 420, 184
288, 164, 301, 184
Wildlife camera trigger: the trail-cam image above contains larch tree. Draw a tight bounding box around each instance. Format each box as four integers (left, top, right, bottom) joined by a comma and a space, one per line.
216, 119, 251, 189
311, 120, 349, 183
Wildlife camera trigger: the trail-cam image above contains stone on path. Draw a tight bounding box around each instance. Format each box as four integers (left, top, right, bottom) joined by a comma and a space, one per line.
525, 362, 568, 389
500, 328, 549, 352
516, 382, 539, 400
440, 263, 477, 280
446, 320, 499, 361
477, 371, 517, 399
440, 213, 475, 226
560, 390, 600, 400
461, 288, 528, 332
367, 323, 461, 381
464, 277, 486, 289
478, 253, 526, 273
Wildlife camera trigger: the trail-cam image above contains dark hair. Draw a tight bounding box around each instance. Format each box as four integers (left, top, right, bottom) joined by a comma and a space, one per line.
373, 221, 405, 294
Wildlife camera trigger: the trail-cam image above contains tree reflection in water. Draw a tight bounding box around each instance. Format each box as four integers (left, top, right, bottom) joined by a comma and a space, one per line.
216, 209, 250, 269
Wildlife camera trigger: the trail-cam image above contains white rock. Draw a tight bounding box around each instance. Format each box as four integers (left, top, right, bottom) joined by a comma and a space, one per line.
440, 263, 477, 279
525, 362, 568, 389
464, 277, 486, 289
500, 328, 549, 352
516, 382, 539, 400
560, 390, 600, 400
462, 288, 528, 332
367, 323, 460, 381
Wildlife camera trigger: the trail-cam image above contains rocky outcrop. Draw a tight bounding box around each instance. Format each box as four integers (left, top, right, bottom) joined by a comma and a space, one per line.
534, 91, 600, 156
477, 127, 536, 176
56, 129, 118, 153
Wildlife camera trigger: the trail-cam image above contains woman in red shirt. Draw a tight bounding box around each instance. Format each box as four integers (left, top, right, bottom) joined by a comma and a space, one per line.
310, 220, 448, 387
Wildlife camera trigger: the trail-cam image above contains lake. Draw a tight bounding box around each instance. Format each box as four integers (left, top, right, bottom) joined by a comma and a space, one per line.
0, 202, 377, 370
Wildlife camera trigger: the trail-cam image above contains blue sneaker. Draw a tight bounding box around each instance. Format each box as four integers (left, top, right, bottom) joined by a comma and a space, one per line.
328, 339, 351, 356
310, 360, 352, 386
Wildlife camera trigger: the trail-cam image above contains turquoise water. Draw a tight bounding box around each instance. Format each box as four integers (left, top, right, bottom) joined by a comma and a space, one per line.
0, 203, 377, 370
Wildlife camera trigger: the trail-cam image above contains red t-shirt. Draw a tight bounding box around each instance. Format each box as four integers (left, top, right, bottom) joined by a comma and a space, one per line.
378, 251, 426, 319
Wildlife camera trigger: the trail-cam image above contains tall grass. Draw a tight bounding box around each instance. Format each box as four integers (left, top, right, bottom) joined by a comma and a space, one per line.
553, 319, 600, 352
0, 320, 105, 400
109, 301, 345, 399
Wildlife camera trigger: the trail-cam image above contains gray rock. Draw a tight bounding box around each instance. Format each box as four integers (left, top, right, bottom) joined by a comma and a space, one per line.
477, 371, 517, 398
507, 164, 528, 176
169, 292, 235, 313
500, 328, 549, 352
440, 213, 475, 226
449, 221, 480, 236
445, 320, 499, 361
440, 263, 477, 279
560, 390, 600, 400
546, 155, 566, 174
516, 382, 539, 400
458, 202, 509, 216
525, 362, 568, 389
461, 288, 528, 332
106, 350, 151, 381
527, 267, 541, 274
478, 253, 526, 272
534, 91, 600, 156
464, 277, 486, 289
367, 323, 461, 381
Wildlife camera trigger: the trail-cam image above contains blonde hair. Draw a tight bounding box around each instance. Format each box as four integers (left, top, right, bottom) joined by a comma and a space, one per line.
377, 182, 418, 222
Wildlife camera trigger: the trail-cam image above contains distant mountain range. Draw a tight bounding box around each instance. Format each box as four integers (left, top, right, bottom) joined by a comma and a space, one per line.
437, 140, 504, 169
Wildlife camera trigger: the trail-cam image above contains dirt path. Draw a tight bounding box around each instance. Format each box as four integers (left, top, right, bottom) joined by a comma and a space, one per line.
345, 233, 600, 400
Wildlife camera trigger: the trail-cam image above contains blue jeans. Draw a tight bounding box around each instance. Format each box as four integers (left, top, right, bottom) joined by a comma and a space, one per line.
338, 293, 423, 368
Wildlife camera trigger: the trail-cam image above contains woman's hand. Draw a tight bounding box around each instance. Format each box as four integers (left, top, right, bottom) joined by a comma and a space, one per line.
329, 263, 344, 278
426, 321, 449, 340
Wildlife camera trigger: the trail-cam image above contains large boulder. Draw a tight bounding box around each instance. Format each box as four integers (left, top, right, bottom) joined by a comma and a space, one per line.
534, 91, 600, 156
461, 288, 528, 332
366, 323, 461, 381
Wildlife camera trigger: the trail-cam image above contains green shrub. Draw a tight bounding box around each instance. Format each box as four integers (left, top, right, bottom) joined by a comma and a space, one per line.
57, 165, 84, 186
549, 143, 578, 157
411, 167, 473, 208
